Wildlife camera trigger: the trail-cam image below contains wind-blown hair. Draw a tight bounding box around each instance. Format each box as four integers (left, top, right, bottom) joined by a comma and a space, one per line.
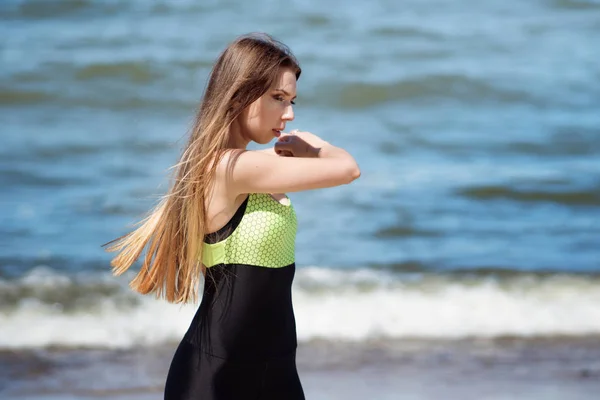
104, 33, 301, 304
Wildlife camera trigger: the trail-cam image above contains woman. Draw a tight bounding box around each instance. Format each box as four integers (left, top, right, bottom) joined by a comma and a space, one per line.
105, 33, 360, 399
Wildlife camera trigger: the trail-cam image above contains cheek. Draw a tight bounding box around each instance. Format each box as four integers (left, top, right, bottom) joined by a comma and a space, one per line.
244, 98, 282, 136
243, 104, 262, 131
263, 100, 283, 120
254, 102, 279, 129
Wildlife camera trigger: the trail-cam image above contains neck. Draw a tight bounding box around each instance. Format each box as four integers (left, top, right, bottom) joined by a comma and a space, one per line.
228, 119, 250, 149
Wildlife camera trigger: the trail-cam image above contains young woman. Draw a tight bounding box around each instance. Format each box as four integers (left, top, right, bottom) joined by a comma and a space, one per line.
105, 33, 360, 400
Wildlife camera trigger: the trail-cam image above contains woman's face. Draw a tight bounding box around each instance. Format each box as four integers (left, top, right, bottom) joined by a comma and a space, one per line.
240, 68, 297, 145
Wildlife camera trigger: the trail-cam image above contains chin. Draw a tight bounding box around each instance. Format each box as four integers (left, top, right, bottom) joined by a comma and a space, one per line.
249, 130, 275, 145
257, 136, 274, 145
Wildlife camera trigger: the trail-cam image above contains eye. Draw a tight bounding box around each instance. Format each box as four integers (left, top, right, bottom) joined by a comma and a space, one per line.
273, 94, 295, 105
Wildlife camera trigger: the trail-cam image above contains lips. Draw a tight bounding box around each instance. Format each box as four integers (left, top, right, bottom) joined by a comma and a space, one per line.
273, 129, 282, 137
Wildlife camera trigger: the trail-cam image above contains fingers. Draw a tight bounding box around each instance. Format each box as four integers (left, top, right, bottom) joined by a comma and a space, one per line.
276, 134, 294, 143
278, 129, 300, 140
274, 141, 291, 151
275, 149, 294, 157
274, 141, 296, 156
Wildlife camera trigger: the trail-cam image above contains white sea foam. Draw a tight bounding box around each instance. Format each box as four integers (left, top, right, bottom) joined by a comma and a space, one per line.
1, 266, 600, 349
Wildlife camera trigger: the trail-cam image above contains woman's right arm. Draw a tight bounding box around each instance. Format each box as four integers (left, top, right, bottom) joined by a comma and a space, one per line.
219, 135, 361, 195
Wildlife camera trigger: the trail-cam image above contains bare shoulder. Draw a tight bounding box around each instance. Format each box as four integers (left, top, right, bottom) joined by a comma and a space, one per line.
214, 148, 246, 180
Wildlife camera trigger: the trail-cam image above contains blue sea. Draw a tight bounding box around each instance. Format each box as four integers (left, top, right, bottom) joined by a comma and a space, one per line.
1, 0, 600, 399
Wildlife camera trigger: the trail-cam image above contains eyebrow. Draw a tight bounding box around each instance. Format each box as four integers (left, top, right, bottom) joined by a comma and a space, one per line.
274, 88, 297, 100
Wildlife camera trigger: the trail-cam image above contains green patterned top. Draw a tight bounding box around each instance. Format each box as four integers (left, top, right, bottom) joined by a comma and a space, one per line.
202, 193, 297, 268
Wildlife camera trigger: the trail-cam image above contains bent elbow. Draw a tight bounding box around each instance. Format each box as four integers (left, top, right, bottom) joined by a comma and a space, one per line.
350, 166, 361, 182
344, 163, 361, 184
352, 165, 361, 180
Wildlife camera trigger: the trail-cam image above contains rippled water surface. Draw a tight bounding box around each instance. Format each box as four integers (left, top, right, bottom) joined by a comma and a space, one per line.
1, 0, 599, 350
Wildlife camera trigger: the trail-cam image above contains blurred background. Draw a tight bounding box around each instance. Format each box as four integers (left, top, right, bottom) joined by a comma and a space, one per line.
1, 0, 599, 399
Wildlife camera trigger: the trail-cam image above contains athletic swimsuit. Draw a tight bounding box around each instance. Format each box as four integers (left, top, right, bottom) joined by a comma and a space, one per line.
164, 193, 305, 400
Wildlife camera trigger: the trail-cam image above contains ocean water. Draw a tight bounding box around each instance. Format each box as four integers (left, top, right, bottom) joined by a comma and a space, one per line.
1, 0, 600, 398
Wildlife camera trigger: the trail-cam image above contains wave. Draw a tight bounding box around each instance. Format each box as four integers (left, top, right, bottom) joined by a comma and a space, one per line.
2, 266, 600, 349
370, 26, 444, 40
10, 59, 212, 85
0, 139, 174, 164
73, 62, 161, 83
320, 75, 538, 109
505, 126, 600, 157
2, 89, 194, 113
0, 88, 53, 105
2, 0, 121, 20
552, 0, 600, 10
458, 184, 600, 206
0, 167, 88, 188
508, 141, 599, 157
374, 226, 440, 238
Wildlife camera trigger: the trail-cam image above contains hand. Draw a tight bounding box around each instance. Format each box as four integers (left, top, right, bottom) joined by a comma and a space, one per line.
274, 130, 328, 158
277, 149, 294, 157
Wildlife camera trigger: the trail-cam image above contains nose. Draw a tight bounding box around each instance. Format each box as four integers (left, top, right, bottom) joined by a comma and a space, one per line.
282, 103, 294, 121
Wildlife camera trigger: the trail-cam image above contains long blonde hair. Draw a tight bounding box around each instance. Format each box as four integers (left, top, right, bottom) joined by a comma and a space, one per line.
104, 33, 301, 304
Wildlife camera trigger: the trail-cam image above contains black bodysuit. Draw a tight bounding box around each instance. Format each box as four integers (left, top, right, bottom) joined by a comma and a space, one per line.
164, 193, 304, 400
